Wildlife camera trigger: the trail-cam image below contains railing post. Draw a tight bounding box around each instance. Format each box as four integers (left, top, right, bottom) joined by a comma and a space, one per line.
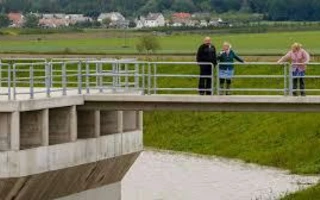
50, 62, 53, 88
142, 64, 145, 95
117, 62, 121, 91
112, 62, 116, 93
86, 62, 90, 94
211, 63, 214, 96
216, 63, 220, 96
95, 62, 99, 90
125, 63, 129, 91
283, 63, 288, 96
62, 62, 67, 96
13, 63, 17, 100
77, 61, 82, 95
45, 62, 51, 98
30, 64, 34, 99
148, 63, 151, 95
99, 62, 103, 93
288, 63, 293, 96
153, 63, 157, 94
7, 64, 11, 100
134, 63, 139, 91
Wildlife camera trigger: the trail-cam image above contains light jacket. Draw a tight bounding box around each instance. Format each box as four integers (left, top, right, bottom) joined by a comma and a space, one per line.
278, 49, 310, 71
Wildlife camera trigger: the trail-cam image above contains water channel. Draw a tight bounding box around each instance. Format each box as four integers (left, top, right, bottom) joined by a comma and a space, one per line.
122, 150, 320, 200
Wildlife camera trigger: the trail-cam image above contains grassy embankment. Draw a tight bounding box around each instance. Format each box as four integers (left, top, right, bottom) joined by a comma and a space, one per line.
143, 63, 320, 200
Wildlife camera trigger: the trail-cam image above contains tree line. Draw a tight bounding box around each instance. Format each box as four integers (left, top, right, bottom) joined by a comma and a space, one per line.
0, 0, 320, 21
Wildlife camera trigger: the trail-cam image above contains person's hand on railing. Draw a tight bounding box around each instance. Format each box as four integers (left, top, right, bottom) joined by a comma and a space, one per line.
277, 61, 283, 64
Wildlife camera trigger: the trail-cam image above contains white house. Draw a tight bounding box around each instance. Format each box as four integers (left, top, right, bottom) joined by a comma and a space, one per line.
200, 20, 208, 27
136, 13, 165, 28
97, 12, 125, 23
144, 13, 165, 27
65, 14, 92, 24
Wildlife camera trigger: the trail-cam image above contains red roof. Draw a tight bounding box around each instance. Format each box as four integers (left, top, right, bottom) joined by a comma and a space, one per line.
8, 13, 24, 25
172, 12, 191, 19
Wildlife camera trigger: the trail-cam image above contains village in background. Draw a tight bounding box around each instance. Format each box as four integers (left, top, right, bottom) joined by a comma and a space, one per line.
4, 11, 228, 29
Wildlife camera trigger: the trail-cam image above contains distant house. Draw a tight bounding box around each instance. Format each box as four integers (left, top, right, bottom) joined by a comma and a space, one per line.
200, 20, 208, 27
185, 19, 198, 27
66, 14, 92, 25
171, 12, 192, 26
39, 18, 70, 28
97, 12, 125, 23
144, 13, 165, 27
8, 12, 24, 27
42, 13, 66, 19
136, 13, 165, 28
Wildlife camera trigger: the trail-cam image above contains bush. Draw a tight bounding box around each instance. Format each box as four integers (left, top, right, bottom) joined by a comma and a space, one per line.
136, 34, 161, 54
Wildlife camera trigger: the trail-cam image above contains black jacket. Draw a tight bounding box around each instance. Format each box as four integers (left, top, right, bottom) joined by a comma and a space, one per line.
196, 44, 217, 66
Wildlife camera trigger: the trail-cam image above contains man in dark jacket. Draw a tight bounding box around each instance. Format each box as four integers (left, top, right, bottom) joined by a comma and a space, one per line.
196, 37, 217, 95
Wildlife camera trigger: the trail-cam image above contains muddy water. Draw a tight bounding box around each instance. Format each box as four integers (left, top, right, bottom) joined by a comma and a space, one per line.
122, 150, 319, 200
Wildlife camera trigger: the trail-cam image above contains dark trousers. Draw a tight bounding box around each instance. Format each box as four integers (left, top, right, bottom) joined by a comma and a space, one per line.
292, 70, 306, 96
293, 78, 305, 96
199, 65, 213, 95
219, 79, 232, 95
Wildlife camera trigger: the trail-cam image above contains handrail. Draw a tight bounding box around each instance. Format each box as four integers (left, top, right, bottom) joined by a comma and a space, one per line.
0, 60, 320, 101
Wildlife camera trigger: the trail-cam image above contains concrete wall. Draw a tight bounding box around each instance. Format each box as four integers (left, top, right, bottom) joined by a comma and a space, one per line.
77, 110, 98, 139
0, 113, 10, 150
20, 110, 47, 150
49, 106, 77, 145
0, 112, 19, 151
0, 153, 139, 200
101, 111, 122, 136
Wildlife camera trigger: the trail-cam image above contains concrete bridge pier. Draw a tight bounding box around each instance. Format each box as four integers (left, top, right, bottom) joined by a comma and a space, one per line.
0, 98, 143, 200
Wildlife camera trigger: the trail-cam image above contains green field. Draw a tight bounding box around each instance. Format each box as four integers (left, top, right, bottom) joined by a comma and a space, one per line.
1, 30, 320, 55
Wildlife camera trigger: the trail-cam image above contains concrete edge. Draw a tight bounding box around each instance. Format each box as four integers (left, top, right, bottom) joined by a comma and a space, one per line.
84, 94, 320, 104
0, 95, 85, 112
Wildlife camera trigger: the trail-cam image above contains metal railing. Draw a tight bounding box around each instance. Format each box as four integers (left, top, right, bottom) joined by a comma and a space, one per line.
1, 59, 320, 100
217, 62, 288, 95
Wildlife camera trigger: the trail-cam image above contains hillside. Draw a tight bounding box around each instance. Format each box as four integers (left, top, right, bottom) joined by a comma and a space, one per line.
1, 0, 320, 21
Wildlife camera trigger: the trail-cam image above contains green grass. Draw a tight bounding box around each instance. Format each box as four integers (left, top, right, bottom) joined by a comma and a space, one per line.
1, 30, 320, 55
281, 185, 320, 200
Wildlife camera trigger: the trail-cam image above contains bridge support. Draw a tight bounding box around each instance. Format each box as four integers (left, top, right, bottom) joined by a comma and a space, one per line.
0, 98, 143, 200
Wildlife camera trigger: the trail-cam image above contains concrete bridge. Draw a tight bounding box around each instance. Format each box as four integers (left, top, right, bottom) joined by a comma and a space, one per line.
1, 59, 320, 199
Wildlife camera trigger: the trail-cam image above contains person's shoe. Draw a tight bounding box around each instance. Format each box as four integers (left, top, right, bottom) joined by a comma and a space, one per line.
301, 92, 306, 96
293, 92, 298, 96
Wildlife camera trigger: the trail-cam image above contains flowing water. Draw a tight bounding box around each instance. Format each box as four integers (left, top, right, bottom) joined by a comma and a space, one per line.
122, 150, 320, 200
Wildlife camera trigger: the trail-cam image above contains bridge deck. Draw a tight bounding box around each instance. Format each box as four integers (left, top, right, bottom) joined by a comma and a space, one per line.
81, 94, 320, 112
1, 88, 320, 112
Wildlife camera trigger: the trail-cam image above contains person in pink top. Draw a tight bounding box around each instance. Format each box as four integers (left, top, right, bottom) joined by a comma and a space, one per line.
278, 43, 310, 96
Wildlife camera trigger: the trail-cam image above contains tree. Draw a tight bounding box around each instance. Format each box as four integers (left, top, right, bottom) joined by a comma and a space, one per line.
136, 35, 161, 54
0, 14, 11, 28
171, 0, 197, 12
24, 14, 39, 28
